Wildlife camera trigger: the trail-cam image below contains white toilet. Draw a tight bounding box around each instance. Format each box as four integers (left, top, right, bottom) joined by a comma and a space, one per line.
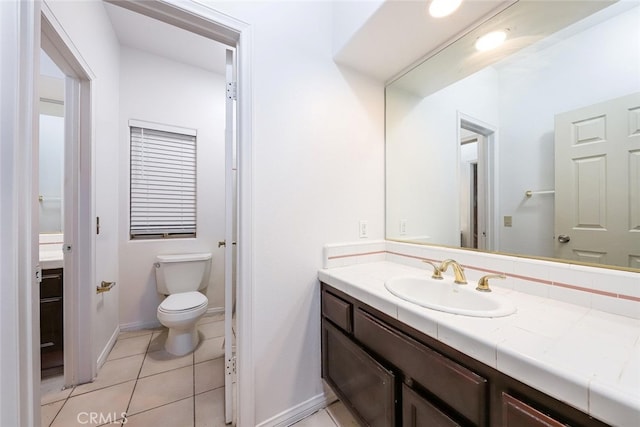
154, 253, 212, 356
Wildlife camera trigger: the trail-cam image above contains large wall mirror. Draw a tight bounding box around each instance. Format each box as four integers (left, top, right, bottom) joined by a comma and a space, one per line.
386, 0, 640, 271
39, 49, 65, 234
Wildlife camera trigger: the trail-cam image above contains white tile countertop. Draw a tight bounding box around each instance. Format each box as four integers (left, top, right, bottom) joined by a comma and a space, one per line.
40, 250, 64, 270
39, 234, 64, 270
318, 261, 640, 427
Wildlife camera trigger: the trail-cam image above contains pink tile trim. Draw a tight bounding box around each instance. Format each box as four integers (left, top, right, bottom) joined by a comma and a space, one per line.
551, 281, 617, 298
327, 251, 386, 260
508, 273, 553, 285
386, 251, 438, 262
325, 249, 640, 303
619, 294, 640, 302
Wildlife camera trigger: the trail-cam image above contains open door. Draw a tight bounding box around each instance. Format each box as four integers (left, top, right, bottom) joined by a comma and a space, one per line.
224, 48, 237, 425
555, 92, 640, 268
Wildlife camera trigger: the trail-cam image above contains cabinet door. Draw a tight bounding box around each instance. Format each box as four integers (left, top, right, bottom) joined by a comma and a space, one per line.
322, 320, 396, 427
403, 384, 461, 427
355, 309, 487, 426
502, 393, 566, 427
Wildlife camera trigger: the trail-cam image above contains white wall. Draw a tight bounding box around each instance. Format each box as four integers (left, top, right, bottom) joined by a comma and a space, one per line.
386, 67, 500, 246
496, 6, 640, 256
45, 0, 121, 371
117, 47, 226, 329
206, 1, 385, 424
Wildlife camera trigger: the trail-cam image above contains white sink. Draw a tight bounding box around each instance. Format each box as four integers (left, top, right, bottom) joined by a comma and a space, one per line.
384, 276, 516, 318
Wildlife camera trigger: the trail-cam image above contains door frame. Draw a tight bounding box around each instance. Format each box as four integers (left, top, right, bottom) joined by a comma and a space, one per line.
457, 112, 499, 251
3, 1, 254, 426
41, 2, 96, 388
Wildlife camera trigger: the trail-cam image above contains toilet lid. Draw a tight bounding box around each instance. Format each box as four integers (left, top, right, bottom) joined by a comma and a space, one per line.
159, 292, 208, 312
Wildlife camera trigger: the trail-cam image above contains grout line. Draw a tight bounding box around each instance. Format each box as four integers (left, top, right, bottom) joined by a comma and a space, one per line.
325, 406, 341, 427
194, 383, 225, 397
121, 333, 153, 423
45, 398, 66, 427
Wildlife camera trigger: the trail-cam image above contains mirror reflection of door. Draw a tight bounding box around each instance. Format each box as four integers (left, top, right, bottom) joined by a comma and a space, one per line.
460, 129, 480, 248
459, 119, 494, 250
555, 92, 640, 268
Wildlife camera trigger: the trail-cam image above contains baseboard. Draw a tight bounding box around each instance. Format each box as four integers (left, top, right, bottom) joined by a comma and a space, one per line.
96, 326, 119, 370
206, 306, 224, 316
119, 319, 162, 332
119, 307, 223, 333
256, 391, 336, 427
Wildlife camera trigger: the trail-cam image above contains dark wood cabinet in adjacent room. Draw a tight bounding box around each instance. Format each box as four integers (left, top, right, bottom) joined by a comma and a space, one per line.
41, 268, 63, 377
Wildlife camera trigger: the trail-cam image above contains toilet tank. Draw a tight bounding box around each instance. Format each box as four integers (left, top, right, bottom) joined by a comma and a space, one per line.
154, 253, 212, 295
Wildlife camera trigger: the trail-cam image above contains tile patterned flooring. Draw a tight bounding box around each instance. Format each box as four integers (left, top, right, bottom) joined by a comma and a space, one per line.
40, 313, 357, 427
293, 402, 359, 427
41, 314, 227, 427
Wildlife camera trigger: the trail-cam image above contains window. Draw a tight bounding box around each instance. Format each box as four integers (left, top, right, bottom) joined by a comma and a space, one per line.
129, 121, 197, 239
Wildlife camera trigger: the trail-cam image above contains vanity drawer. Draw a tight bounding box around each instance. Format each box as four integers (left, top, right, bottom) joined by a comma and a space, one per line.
322, 290, 352, 333
354, 309, 487, 426
403, 384, 461, 427
322, 319, 396, 427
41, 268, 63, 299
501, 393, 566, 427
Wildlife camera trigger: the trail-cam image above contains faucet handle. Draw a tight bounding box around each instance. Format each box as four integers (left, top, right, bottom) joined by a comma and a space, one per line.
476, 274, 506, 292
423, 260, 443, 280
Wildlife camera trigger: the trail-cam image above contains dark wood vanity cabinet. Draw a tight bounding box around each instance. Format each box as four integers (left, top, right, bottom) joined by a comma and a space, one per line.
501, 393, 566, 427
320, 283, 610, 427
41, 268, 63, 376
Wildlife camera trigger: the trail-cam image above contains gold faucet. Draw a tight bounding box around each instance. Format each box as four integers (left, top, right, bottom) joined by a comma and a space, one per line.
439, 259, 467, 284
476, 274, 506, 292
422, 260, 444, 280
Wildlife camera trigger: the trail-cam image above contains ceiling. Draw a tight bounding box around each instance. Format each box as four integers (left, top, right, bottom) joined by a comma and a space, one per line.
103, 1, 227, 75
333, 0, 515, 83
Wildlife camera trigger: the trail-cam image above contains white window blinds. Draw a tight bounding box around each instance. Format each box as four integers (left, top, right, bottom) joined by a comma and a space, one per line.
130, 125, 197, 239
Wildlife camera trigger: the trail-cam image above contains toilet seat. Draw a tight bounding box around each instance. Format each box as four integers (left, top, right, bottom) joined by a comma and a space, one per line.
158, 291, 208, 313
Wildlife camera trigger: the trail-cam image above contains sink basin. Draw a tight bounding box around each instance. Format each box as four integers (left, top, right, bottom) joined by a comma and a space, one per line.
384, 276, 516, 318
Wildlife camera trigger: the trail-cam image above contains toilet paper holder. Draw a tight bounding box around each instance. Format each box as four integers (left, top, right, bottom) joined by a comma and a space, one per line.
96, 281, 116, 294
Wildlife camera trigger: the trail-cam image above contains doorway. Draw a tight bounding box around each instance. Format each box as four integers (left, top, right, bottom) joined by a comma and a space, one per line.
458, 115, 497, 251
40, 8, 95, 393
4, 2, 253, 426
38, 49, 65, 381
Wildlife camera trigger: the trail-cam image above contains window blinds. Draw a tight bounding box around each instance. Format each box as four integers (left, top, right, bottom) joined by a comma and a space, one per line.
130, 126, 197, 239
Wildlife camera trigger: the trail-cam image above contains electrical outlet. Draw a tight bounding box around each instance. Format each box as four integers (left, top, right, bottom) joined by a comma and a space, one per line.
400, 219, 407, 235
359, 220, 368, 238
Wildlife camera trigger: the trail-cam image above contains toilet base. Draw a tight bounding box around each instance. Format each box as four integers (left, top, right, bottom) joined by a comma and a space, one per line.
165, 326, 199, 356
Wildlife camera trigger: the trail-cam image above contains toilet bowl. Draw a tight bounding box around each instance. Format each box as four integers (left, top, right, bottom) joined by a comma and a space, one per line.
154, 253, 212, 356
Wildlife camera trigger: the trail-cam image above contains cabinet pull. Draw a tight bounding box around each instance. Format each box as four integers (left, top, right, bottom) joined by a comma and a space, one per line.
40, 342, 54, 348
42, 274, 61, 280
41, 297, 62, 303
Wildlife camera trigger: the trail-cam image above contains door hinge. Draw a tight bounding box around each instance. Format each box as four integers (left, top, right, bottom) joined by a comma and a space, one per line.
227, 82, 237, 101
96, 216, 100, 235
226, 355, 236, 376
35, 266, 42, 284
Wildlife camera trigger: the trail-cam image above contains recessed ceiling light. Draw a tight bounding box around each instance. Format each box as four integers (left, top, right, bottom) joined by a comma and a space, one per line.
475, 30, 507, 52
429, 0, 463, 18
